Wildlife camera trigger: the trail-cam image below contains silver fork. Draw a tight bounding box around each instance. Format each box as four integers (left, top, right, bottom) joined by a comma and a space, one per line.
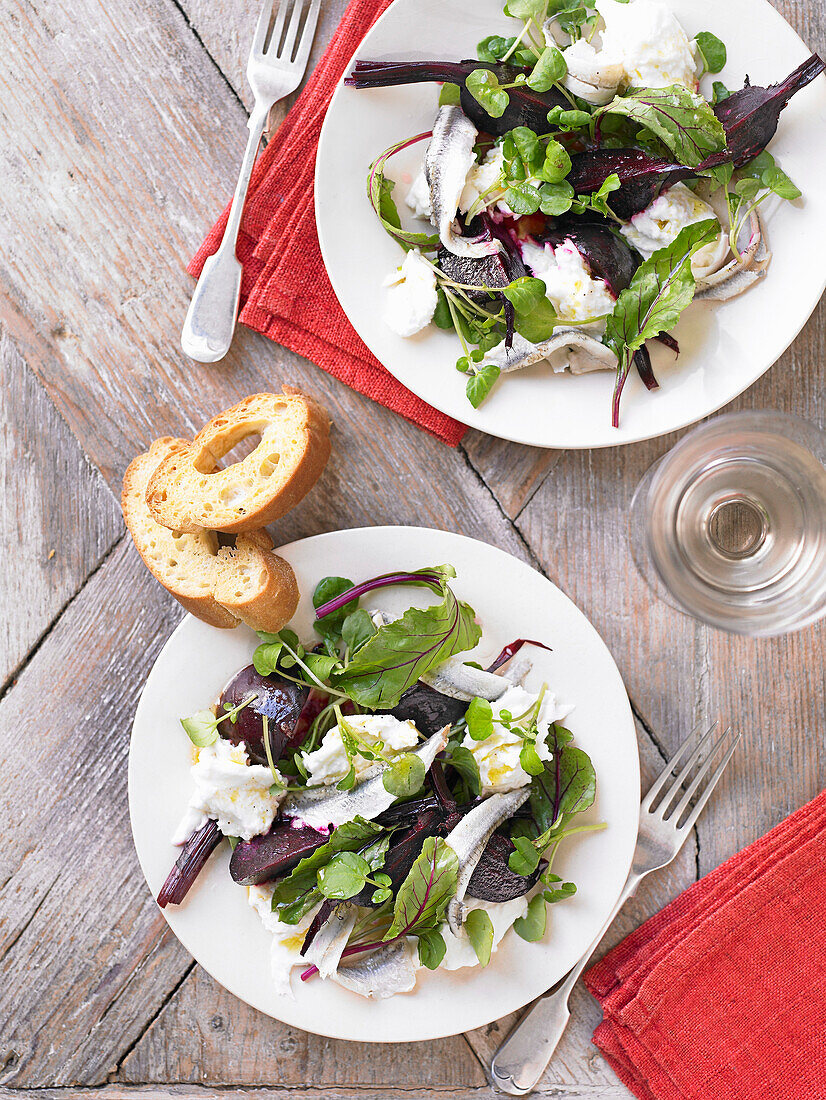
490, 722, 741, 1096
181, 0, 321, 363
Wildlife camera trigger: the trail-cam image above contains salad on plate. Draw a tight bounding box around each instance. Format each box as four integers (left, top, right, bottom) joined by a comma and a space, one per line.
158, 565, 601, 999
345, 0, 824, 425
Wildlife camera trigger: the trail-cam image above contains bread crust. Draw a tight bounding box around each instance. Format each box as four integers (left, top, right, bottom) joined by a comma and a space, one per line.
145, 389, 331, 534
212, 536, 300, 634
121, 438, 238, 629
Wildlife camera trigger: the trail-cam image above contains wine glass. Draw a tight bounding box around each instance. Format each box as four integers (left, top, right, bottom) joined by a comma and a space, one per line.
628, 411, 826, 636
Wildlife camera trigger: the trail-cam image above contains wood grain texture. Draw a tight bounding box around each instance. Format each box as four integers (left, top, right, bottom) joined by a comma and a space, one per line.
0, 1087, 632, 1099
0, 331, 123, 687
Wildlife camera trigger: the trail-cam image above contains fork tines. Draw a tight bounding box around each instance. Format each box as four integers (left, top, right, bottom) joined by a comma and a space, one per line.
643, 723, 741, 833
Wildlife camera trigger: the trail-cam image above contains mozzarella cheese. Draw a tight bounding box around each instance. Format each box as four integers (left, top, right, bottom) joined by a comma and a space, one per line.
441, 896, 530, 969
596, 0, 698, 90
383, 248, 438, 337
521, 238, 616, 327
620, 182, 724, 274
171, 738, 284, 844
459, 145, 506, 214
301, 713, 421, 786
248, 884, 319, 998
405, 167, 433, 220
462, 683, 573, 794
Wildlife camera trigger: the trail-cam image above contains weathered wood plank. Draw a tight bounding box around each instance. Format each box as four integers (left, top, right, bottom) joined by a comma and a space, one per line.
117, 963, 485, 1088
0, 1086, 631, 1099
461, 432, 561, 521
0, 331, 122, 687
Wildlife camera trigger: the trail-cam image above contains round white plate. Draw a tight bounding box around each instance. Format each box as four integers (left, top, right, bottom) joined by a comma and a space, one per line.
315, 0, 826, 448
129, 527, 639, 1042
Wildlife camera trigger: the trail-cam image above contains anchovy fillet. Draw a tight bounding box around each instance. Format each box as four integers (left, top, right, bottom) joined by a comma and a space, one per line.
445, 788, 531, 934
695, 211, 771, 301
420, 659, 515, 702
425, 106, 497, 259
485, 329, 617, 374
302, 903, 358, 980
331, 939, 418, 998
283, 726, 449, 829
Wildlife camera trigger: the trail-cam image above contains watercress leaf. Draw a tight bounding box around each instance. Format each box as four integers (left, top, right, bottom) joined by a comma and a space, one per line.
317, 851, 371, 899
733, 176, 762, 203
763, 166, 800, 201
341, 608, 377, 655
508, 835, 541, 875
557, 108, 592, 130
595, 86, 726, 167
361, 834, 391, 871
504, 0, 545, 19
465, 908, 495, 967
417, 928, 447, 970
538, 180, 575, 215
694, 31, 726, 74
438, 81, 462, 106
544, 880, 577, 903
467, 364, 501, 409
180, 711, 219, 747
477, 34, 508, 63
253, 641, 283, 676
333, 578, 481, 709
382, 752, 426, 798
272, 817, 383, 921
519, 739, 545, 777
711, 80, 731, 105
528, 45, 567, 92
445, 743, 482, 797
336, 762, 357, 791
536, 139, 572, 183
514, 295, 558, 344
503, 181, 542, 215
433, 287, 455, 330
384, 836, 459, 939
509, 126, 543, 174
513, 893, 547, 942
466, 696, 494, 741
529, 727, 597, 833
466, 68, 509, 120
502, 276, 548, 314
303, 652, 339, 681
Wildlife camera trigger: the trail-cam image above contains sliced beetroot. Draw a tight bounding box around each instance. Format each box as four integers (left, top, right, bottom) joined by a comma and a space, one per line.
388, 681, 468, 735
634, 345, 659, 391
219, 665, 309, 765
351, 808, 451, 907
157, 819, 222, 908
714, 54, 825, 167
540, 218, 640, 297
345, 60, 566, 135
466, 831, 541, 901
291, 687, 331, 749
568, 149, 695, 219
438, 214, 526, 302
656, 332, 679, 355
229, 821, 328, 886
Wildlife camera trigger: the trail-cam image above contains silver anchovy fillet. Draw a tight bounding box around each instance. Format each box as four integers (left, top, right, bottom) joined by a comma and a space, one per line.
695, 211, 771, 301
331, 939, 418, 998
303, 903, 358, 980
485, 329, 618, 374
283, 726, 449, 829
421, 658, 516, 702
425, 106, 498, 259
445, 788, 531, 935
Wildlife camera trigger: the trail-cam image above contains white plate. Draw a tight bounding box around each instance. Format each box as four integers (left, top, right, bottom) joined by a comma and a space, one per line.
129, 527, 639, 1042
315, 0, 826, 448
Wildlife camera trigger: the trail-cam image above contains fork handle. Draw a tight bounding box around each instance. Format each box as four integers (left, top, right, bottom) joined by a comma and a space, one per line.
181, 102, 270, 363
489, 871, 644, 1096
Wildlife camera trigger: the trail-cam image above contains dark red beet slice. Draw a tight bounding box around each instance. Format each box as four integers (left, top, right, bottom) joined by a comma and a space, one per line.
466, 831, 542, 901
345, 59, 566, 135
714, 54, 825, 166
634, 345, 659, 391
229, 821, 328, 886
350, 808, 452, 907
568, 149, 695, 219
219, 665, 308, 765
157, 819, 222, 908
389, 681, 468, 735
438, 215, 527, 302
540, 218, 640, 297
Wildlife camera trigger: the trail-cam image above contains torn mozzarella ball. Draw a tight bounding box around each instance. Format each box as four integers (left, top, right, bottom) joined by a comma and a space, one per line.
300, 713, 420, 786
521, 238, 616, 328
441, 896, 530, 969
596, 0, 698, 90
461, 683, 572, 794
562, 39, 624, 105
405, 167, 433, 220
172, 738, 284, 844
620, 183, 726, 275
459, 145, 505, 214
382, 248, 438, 337
248, 884, 318, 998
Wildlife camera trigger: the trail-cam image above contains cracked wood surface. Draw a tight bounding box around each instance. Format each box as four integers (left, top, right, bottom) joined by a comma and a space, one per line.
0, 0, 824, 1095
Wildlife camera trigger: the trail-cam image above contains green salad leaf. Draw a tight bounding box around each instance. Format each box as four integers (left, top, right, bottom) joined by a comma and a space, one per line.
465, 909, 495, 966
694, 31, 727, 75
466, 68, 510, 119
384, 836, 459, 939
594, 85, 726, 167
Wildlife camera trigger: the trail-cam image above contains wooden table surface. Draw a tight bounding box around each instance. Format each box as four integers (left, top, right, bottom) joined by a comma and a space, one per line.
1, 0, 824, 1096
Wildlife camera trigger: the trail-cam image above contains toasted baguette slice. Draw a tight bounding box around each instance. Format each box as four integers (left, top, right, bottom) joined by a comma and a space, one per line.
145, 389, 331, 534
122, 439, 238, 628
212, 535, 300, 634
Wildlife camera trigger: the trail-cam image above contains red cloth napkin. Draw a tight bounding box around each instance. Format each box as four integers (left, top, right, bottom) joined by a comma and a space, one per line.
189, 0, 467, 447
584, 789, 826, 1100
